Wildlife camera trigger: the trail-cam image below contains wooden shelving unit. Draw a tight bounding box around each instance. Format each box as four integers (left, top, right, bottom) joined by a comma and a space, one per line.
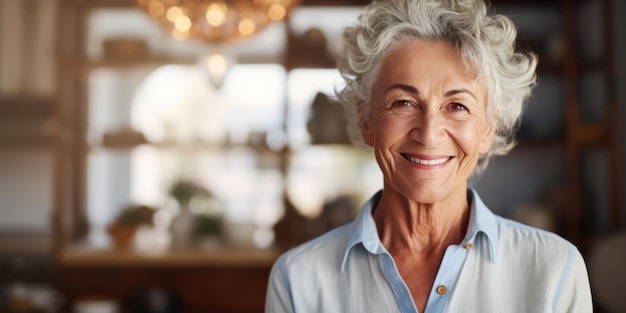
52, 1, 359, 311
562, 0, 621, 249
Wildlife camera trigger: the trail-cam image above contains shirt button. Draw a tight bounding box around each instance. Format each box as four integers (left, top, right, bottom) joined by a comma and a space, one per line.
463, 243, 473, 249
436, 285, 447, 295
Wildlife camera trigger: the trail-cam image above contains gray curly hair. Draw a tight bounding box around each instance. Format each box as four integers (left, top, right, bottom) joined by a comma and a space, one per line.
335, 0, 537, 173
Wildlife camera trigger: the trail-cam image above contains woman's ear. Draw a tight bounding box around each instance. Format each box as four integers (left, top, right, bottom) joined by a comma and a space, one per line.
361, 119, 375, 147
479, 116, 496, 154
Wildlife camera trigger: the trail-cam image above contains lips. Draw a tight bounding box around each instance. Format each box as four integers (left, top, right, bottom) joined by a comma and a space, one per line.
401, 154, 452, 166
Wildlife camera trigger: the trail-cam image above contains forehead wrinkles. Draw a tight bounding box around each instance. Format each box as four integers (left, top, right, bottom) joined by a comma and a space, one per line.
375, 50, 482, 102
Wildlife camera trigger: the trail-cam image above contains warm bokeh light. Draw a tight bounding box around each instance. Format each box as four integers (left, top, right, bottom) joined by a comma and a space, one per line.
268, 3, 286, 21
238, 18, 256, 35
174, 15, 192, 32
205, 3, 227, 26
207, 54, 228, 81
166, 6, 183, 22
148, 1, 165, 17
137, 0, 299, 42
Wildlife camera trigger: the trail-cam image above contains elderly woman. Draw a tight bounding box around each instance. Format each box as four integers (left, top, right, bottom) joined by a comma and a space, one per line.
266, 0, 592, 312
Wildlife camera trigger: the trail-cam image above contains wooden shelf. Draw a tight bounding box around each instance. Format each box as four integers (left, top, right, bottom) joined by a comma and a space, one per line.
574, 123, 609, 146
0, 97, 55, 148
58, 246, 280, 268
62, 56, 198, 73
88, 138, 283, 155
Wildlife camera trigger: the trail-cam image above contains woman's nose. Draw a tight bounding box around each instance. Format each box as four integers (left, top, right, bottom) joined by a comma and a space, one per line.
409, 112, 446, 147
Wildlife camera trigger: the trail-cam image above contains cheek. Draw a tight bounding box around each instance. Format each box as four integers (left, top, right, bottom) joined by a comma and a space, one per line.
449, 120, 484, 155
374, 115, 414, 145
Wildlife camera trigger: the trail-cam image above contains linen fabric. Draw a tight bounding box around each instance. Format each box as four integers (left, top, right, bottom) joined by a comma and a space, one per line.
265, 189, 592, 313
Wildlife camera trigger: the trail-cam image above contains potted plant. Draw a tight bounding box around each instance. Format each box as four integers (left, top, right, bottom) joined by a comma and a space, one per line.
107, 205, 156, 249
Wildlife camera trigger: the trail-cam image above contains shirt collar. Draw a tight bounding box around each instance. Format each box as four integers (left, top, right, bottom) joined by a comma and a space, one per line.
466, 188, 499, 263
341, 188, 500, 272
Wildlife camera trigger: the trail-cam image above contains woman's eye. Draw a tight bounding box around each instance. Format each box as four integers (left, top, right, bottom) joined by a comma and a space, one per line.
392, 99, 412, 107
451, 103, 468, 111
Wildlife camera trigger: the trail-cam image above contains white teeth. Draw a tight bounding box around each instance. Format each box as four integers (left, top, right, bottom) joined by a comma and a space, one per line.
407, 155, 449, 165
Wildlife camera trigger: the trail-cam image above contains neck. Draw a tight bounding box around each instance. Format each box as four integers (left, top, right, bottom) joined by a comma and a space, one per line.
373, 186, 470, 255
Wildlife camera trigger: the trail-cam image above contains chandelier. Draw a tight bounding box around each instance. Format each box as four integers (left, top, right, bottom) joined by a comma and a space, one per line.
137, 0, 300, 43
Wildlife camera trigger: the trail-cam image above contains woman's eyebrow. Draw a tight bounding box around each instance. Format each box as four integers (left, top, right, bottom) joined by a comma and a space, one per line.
385, 83, 419, 95
384, 84, 477, 101
445, 88, 477, 100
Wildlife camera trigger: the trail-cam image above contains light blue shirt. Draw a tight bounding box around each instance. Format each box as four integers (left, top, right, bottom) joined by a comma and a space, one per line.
265, 189, 592, 313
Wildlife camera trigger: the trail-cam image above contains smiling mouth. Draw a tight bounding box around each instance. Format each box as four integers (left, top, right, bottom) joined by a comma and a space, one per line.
401, 154, 452, 166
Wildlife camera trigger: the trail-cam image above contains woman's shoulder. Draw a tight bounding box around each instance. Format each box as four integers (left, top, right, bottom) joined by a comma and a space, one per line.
495, 216, 578, 261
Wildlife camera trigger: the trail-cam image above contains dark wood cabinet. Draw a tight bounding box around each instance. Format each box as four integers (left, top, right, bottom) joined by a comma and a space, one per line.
56, 249, 278, 312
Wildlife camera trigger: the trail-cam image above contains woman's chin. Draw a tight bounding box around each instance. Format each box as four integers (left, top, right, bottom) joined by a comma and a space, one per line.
396, 181, 465, 205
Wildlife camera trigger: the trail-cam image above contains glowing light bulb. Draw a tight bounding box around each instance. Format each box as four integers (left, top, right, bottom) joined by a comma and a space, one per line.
206, 53, 230, 88
206, 3, 227, 26
207, 54, 227, 77
174, 15, 192, 32
238, 18, 256, 36
268, 4, 286, 21
166, 6, 183, 22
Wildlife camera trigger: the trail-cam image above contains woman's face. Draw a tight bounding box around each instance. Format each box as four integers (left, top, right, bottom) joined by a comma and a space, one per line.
362, 40, 494, 204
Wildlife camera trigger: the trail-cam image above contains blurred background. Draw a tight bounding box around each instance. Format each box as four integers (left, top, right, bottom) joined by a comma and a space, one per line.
0, 0, 625, 312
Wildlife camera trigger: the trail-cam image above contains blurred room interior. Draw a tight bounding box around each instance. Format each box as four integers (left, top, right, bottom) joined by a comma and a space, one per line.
0, 0, 625, 312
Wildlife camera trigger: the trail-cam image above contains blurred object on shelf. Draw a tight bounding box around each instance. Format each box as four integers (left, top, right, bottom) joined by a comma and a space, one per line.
134, 225, 172, 253
286, 28, 335, 69
103, 38, 148, 62
512, 187, 569, 234
589, 231, 626, 313
223, 222, 257, 248
169, 180, 202, 249
306, 195, 355, 238
129, 287, 182, 313
106, 224, 136, 250
102, 128, 148, 148
192, 213, 223, 248
74, 296, 119, 313
169, 206, 196, 250
24, 285, 64, 313
169, 180, 207, 209
203, 52, 235, 89
106, 205, 157, 249
6, 283, 31, 313
512, 204, 556, 232
275, 193, 357, 249
307, 92, 351, 145
169, 180, 224, 249
5, 283, 64, 313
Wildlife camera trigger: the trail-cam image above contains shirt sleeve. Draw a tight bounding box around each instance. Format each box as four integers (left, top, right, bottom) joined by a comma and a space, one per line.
554, 247, 593, 313
265, 257, 295, 313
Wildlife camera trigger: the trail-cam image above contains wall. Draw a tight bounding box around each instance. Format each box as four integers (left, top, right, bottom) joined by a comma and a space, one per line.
0, 149, 52, 231
0, 0, 56, 95
0, 0, 55, 235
